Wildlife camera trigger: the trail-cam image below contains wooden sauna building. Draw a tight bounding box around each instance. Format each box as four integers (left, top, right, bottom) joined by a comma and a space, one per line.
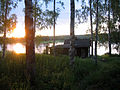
49, 38, 91, 58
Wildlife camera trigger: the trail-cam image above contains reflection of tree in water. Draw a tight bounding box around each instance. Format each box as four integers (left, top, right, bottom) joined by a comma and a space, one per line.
35, 43, 49, 54
98, 42, 119, 55
113, 44, 120, 55
35, 42, 64, 54
98, 42, 108, 50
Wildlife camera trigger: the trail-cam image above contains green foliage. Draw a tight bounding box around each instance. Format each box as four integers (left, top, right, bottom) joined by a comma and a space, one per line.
0, 52, 29, 90
33, 0, 64, 30
80, 61, 120, 90
0, 52, 120, 90
0, 0, 18, 33
98, 32, 120, 52
35, 54, 74, 89
0, 37, 25, 44
76, 0, 89, 24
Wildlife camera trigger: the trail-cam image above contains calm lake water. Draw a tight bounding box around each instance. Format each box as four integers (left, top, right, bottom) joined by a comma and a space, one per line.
0, 42, 63, 54
0, 42, 119, 55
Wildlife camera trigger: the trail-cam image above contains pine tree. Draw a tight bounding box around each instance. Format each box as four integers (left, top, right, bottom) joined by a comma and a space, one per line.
25, 0, 35, 86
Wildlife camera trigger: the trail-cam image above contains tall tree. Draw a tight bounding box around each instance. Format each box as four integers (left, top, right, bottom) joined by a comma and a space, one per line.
90, 0, 93, 56
52, 0, 64, 55
0, 0, 19, 59
53, 0, 56, 56
2, 0, 8, 59
110, 0, 120, 54
69, 0, 75, 65
95, 0, 99, 65
108, 0, 111, 55
32, 0, 62, 56
25, 0, 35, 86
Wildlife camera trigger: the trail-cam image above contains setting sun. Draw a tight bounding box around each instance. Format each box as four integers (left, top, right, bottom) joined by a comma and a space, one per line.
11, 24, 25, 38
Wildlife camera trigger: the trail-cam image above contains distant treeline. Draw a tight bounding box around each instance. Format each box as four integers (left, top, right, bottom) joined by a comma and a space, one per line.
0, 33, 119, 44
0, 37, 25, 44
0, 35, 90, 44
35, 34, 90, 42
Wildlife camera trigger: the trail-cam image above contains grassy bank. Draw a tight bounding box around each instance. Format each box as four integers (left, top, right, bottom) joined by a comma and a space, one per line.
0, 52, 120, 90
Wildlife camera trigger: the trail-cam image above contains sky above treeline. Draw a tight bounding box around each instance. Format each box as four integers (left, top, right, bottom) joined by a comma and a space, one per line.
9, 0, 90, 37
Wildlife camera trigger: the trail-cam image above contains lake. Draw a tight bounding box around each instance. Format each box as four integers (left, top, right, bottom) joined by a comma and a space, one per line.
0, 42, 119, 55
0, 42, 64, 54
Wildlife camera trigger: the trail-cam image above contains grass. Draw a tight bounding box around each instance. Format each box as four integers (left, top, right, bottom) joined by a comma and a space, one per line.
0, 52, 120, 90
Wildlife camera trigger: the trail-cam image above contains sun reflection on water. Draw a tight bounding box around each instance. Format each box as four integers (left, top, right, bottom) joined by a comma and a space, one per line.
4, 42, 119, 55
13, 43, 25, 54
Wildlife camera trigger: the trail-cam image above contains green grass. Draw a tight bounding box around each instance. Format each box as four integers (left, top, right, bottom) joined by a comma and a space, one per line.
0, 52, 120, 90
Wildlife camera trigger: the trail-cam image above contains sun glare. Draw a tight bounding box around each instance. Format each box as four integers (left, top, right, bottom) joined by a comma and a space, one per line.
13, 43, 25, 54
11, 25, 25, 38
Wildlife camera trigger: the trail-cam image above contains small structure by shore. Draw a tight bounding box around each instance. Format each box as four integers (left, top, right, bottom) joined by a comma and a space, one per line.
49, 38, 91, 58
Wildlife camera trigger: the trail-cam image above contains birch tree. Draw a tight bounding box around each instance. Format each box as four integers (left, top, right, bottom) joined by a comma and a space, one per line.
108, 0, 111, 55
53, 0, 56, 56
69, 0, 75, 65
2, 0, 8, 59
95, 0, 99, 65
0, 0, 17, 59
90, 0, 93, 56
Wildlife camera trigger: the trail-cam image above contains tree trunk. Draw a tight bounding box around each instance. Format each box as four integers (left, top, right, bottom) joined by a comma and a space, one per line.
95, 0, 99, 65
53, 0, 56, 56
2, 0, 8, 59
119, 17, 120, 55
108, 0, 111, 55
90, 0, 93, 56
69, 0, 75, 65
25, 0, 35, 86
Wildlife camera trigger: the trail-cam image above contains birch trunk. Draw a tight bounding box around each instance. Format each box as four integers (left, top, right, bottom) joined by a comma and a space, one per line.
119, 17, 120, 55
108, 0, 111, 55
90, 0, 93, 56
53, 0, 56, 56
95, 0, 99, 65
69, 0, 75, 65
2, 0, 8, 59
